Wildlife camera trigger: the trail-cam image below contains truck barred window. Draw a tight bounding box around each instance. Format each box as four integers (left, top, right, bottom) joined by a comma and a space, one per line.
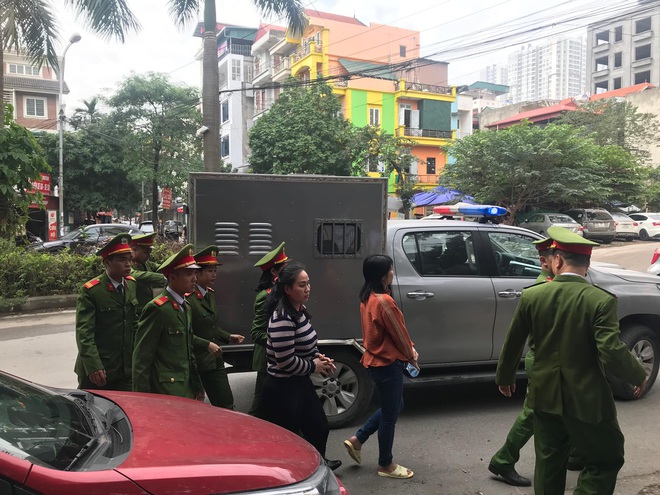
314, 220, 362, 258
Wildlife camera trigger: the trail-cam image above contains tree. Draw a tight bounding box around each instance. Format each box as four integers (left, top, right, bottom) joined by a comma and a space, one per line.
0, 104, 50, 238
37, 116, 142, 218
0, 1, 140, 124
440, 124, 612, 224
352, 126, 421, 218
557, 99, 660, 163
167, 0, 306, 172
107, 72, 203, 226
70, 97, 100, 128
249, 81, 358, 175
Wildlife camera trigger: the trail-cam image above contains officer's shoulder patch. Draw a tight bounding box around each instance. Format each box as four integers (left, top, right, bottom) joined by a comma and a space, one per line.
83, 278, 101, 290
593, 284, 618, 299
125, 275, 136, 282
154, 295, 169, 306
185, 291, 194, 298
207, 287, 215, 292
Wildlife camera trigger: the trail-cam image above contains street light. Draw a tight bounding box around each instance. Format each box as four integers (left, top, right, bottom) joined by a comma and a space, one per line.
58, 33, 81, 237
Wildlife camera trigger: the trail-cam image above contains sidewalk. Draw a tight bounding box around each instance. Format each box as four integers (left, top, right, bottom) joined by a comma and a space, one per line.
0, 294, 77, 314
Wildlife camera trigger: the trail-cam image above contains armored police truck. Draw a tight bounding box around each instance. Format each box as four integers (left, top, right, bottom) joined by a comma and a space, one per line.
190, 173, 660, 428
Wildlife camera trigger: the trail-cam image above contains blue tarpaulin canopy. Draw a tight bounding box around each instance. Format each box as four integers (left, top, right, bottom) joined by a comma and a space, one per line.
411, 187, 475, 207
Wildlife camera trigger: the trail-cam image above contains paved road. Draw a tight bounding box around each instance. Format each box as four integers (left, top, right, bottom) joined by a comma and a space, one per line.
3, 242, 660, 494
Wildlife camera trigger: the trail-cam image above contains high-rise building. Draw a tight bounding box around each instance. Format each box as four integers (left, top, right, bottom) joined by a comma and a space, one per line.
480, 64, 508, 86
507, 37, 586, 103
586, 1, 660, 95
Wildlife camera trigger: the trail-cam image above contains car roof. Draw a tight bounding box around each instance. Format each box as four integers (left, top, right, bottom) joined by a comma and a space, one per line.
388, 219, 539, 235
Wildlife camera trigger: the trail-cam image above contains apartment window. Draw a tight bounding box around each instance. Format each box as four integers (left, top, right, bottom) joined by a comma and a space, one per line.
614, 26, 623, 42
595, 55, 609, 71
400, 45, 406, 57
595, 81, 608, 94
220, 135, 230, 157
369, 108, 381, 126
221, 100, 229, 123
231, 59, 241, 81
244, 63, 253, 83
427, 157, 436, 175
635, 17, 652, 34
613, 77, 622, 90
635, 70, 651, 84
614, 52, 622, 68
9, 64, 39, 76
635, 44, 651, 61
596, 30, 609, 45
24, 96, 46, 117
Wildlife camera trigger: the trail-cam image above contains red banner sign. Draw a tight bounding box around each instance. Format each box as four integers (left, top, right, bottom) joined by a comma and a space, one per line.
162, 188, 172, 210
48, 210, 57, 241
29, 173, 51, 194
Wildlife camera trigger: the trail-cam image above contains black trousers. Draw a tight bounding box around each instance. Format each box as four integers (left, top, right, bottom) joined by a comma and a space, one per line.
262, 374, 329, 457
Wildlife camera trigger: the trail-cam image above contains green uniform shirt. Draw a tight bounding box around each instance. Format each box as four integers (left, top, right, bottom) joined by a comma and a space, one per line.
74, 273, 138, 383
132, 289, 203, 399
131, 260, 164, 315
250, 289, 269, 371
188, 286, 232, 371
496, 274, 647, 424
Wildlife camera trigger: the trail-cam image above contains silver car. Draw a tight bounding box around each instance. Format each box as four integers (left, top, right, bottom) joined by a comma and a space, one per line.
520, 213, 583, 236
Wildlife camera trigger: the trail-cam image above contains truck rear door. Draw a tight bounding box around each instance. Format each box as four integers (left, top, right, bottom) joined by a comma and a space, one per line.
391, 226, 496, 364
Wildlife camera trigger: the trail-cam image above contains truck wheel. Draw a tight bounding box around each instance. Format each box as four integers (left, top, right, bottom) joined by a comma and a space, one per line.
609, 325, 659, 400
311, 349, 373, 428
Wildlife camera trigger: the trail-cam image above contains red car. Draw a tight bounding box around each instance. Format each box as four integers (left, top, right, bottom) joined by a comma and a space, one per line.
0, 371, 348, 495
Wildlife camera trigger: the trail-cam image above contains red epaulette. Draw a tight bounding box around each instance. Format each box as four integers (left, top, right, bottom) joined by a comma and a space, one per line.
196, 289, 203, 300
83, 279, 101, 290
266, 288, 272, 294
154, 295, 169, 306
185, 291, 194, 298
125, 275, 136, 282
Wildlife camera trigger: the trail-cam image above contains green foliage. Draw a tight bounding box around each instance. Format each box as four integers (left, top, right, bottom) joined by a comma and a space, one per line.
441, 123, 614, 222
248, 81, 357, 175
0, 104, 50, 238
557, 99, 660, 163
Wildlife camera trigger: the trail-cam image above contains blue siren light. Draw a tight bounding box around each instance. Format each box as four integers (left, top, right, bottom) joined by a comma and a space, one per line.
433, 204, 508, 217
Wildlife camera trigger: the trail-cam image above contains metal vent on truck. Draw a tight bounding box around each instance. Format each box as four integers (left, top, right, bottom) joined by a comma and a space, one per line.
249, 223, 273, 256
214, 222, 239, 255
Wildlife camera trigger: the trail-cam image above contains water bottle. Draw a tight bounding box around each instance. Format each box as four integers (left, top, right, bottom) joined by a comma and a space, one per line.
406, 363, 419, 377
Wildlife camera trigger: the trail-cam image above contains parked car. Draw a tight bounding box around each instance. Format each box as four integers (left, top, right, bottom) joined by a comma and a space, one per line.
0, 370, 348, 495
628, 212, 660, 241
610, 212, 639, 241
519, 213, 583, 236
648, 247, 660, 275
164, 220, 184, 240
29, 224, 141, 253
15, 232, 43, 246
138, 220, 155, 234
563, 208, 616, 244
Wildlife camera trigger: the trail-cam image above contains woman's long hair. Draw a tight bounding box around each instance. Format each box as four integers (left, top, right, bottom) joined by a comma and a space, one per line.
359, 254, 393, 303
265, 261, 310, 320
255, 262, 287, 292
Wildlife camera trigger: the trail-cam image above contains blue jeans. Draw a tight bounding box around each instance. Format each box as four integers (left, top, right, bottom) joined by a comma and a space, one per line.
355, 360, 404, 467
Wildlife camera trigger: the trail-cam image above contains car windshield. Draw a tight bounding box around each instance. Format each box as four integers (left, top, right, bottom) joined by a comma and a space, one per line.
548, 214, 576, 223
611, 213, 632, 221
61, 226, 100, 241
586, 211, 612, 221
140, 223, 155, 233
0, 374, 96, 470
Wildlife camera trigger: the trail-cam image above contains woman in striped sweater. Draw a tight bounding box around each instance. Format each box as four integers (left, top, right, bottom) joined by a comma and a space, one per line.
262, 262, 342, 471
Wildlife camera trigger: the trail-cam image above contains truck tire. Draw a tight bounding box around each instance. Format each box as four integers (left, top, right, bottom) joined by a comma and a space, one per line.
311, 349, 374, 428
609, 324, 659, 400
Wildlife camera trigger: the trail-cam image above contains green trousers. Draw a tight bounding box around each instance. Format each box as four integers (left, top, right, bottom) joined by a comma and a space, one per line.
490, 351, 535, 470
534, 411, 624, 495
199, 365, 234, 410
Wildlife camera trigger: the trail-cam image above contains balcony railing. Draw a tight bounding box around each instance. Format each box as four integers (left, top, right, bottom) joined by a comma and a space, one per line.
254, 98, 275, 115
218, 43, 253, 59
292, 42, 322, 62
272, 57, 291, 77
333, 78, 349, 87
401, 81, 453, 95
253, 61, 271, 79
399, 127, 453, 139
408, 174, 439, 184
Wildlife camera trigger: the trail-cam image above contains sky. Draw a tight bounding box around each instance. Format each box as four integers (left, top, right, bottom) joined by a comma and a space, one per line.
52, 0, 644, 112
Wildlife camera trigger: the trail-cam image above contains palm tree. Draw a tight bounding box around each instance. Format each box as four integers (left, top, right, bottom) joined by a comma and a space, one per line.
0, 1, 140, 123
168, 0, 307, 171
71, 96, 100, 127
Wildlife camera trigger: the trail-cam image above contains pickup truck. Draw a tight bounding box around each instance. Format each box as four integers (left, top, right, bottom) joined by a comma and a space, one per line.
189, 173, 660, 427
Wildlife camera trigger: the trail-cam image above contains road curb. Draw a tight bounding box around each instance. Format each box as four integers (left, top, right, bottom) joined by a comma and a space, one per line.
0, 294, 77, 314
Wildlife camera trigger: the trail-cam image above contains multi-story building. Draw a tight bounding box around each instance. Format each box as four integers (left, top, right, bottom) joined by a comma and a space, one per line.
252, 9, 456, 189
586, 1, 660, 95
195, 23, 256, 172
481, 64, 508, 86
507, 37, 586, 103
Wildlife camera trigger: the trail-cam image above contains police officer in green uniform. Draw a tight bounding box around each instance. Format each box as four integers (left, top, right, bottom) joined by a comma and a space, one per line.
496, 227, 647, 495
189, 246, 244, 409
488, 237, 554, 486
130, 233, 165, 316
248, 242, 289, 418
74, 233, 138, 391
132, 244, 205, 400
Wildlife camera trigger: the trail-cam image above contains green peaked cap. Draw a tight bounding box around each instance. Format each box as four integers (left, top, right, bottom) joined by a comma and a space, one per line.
194, 245, 222, 266
546, 226, 599, 255
158, 243, 200, 276
96, 233, 132, 259
254, 242, 288, 271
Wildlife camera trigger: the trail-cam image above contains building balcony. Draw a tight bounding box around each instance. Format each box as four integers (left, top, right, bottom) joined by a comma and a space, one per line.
254, 98, 275, 116
292, 41, 323, 63
251, 29, 285, 52
633, 30, 653, 43
397, 127, 454, 140
399, 81, 454, 96
632, 57, 652, 68
409, 174, 439, 185
218, 43, 253, 61
272, 57, 291, 81
253, 62, 272, 83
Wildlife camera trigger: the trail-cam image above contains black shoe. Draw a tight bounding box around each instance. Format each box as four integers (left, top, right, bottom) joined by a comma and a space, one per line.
488, 464, 532, 487
567, 459, 585, 471
325, 458, 342, 471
